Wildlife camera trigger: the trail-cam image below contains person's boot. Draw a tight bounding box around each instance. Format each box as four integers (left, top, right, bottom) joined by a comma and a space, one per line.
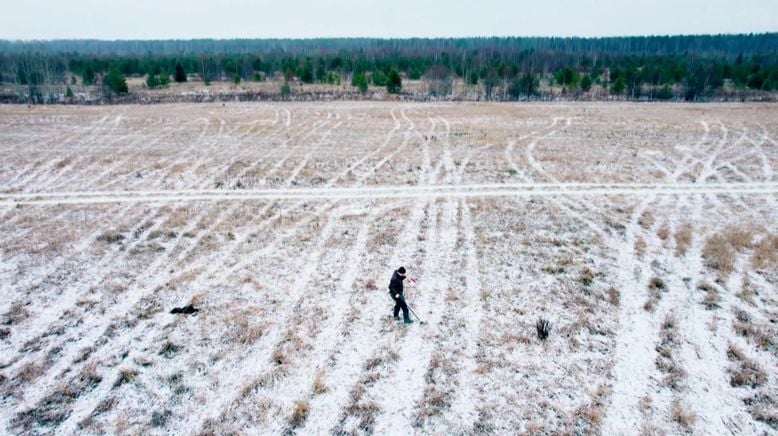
403, 318, 413, 324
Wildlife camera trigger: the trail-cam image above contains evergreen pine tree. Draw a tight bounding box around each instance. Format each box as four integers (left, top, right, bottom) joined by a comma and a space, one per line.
352, 72, 368, 93
280, 81, 291, 100
174, 63, 187, 82
146, 74, 159, 89
106, 69, 128, 94
580, 74, 592, 92
83, 67, 95, 86
612, 76, 626, 95
386, 69, 402, 94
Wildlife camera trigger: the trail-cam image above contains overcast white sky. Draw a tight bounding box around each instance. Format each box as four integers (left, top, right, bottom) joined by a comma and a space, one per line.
1, 0, 776, 40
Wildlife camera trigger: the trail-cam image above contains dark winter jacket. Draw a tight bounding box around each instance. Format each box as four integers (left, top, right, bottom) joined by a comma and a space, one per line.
388, 270, 405, 297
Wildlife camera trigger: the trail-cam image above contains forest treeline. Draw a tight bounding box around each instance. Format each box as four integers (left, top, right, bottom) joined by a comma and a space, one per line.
1, 34, 776, 103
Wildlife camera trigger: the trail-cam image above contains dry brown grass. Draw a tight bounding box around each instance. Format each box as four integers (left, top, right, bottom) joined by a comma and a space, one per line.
656, 224, 670, 241
425, 351, 458, 383
270, 349, 288, 366
731, 361, 767, 388
638, 211, 655, 230
96, 230, 125, 244
745, 392, 778, 430
751, 234, 778, 271
79, 363, 103, 388
639, 395, 653, 411
340, 400, 380, 433
312, 370, 327, 395
736, 277, 756, 305
12, 360, 107, 432
165, 207, 192, 228
288, 400, 309, 429
113, 368, 137, 388
414, 385, 452, 427
363, 349, 400, 372
726, 343, 747, 361
696, 281, 720, 310
225, 308, 264, 345
189, 292, 205, 307
634, 236, 647, 257
134, 295, 162, 320
703, 227, 755, 274
17, 362, 44, 383
571, 386, 608, 433
147, 230, 177, 240
54, 157, 72, 169
674, 223, 693, 256
158, 341, 181, 358
169, 267, 206, 287
723, 227, 754, 251
702, 234, 736, 274
541, 253, 573, 275
733, 310, 776, 351
606, 287, 620, 306
656, 314, 685, 390
726, 344, 767, 388
578, 267, 595, 287
701, 291, 720, 310
571, 403, 603, 433
649, 276, 665, 290
644, 276, 666, 312
3, 303, 30, 325
672, 400, 696, 431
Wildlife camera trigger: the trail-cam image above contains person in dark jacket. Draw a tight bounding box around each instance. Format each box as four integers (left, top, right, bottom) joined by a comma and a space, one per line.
389, 266, 412, 324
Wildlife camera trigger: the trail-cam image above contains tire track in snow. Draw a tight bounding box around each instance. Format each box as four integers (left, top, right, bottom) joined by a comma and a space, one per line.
6, 113, 116, 192
60, 202, 346, 435
168, 108, 411, 433
71, 122, 183, 192
55, 144, 351, 432
0, 203, 160, 356
663, 201, 768, 434
310, 109, 436, 434
602, 119, 718, 432
601, 193, 661, 433
198, 107, 419, 432
190, 207, 344, 433
2, 113, 113, 181
6, 204, 230, 424
602, 117, 768, 433
44, 202, 253, 432
331, 108, 453, 432
299, 110, 435, 433
169, 106, 401, 302
446, 199, 484, 431
205, 107, 406, 297
4, 181, 776, 206
369, 197, 456, 433
241, 205, 392, 434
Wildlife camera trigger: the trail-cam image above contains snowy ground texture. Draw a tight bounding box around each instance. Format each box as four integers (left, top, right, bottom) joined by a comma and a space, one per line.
0, 102, 777, 435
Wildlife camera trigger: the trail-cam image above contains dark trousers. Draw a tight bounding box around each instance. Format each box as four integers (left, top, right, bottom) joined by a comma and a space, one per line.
391, 294, 410, 321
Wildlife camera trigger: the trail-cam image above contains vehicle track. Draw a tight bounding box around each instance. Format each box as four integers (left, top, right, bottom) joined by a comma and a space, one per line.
3, 181, 776, 206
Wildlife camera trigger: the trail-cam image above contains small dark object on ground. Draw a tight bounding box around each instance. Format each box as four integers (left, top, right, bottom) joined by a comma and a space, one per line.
170, 304, 198, 315
536, 318, 552, 341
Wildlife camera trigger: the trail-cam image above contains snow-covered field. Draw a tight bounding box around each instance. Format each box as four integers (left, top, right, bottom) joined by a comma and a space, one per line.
0, 102, 776, 435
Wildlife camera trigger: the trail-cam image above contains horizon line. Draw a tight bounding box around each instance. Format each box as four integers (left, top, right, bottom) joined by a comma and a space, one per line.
2, 32, 776, 44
